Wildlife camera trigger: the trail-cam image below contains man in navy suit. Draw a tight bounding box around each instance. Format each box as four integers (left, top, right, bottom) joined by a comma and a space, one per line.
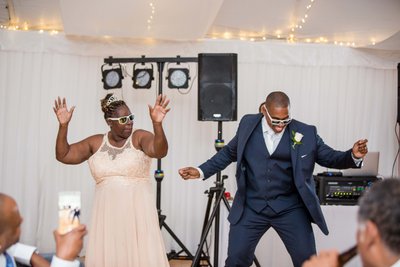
179, 91, 368, 267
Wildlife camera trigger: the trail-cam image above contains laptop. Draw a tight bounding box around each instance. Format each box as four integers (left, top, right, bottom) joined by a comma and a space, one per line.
340, 151, 380, 177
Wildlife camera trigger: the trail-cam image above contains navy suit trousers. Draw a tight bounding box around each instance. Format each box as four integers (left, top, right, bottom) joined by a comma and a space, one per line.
225, 205, 316, 267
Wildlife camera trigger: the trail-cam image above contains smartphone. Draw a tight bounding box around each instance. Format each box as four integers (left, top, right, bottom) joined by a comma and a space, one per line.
58, 191, 81, 234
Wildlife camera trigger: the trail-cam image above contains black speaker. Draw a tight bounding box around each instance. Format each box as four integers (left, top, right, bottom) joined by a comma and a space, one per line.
198, 53, 237, 121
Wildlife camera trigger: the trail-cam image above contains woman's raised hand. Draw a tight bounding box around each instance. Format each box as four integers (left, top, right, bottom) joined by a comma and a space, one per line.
148, 94, 171, 124
53, 97, 75, 125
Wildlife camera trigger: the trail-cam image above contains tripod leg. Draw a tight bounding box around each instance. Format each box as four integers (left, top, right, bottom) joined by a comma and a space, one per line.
192, 189, 215, 267
192, 187, 226, 267
213, 189, 224, 267
159, 213, 194, 260
201, 189, 214, 237
253, 257, 261, 267
161, 220, 194, 259
222, 195, 231, 212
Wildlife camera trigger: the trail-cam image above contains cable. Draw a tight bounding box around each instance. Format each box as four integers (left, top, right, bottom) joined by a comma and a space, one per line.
177, 63, 198, 95
391, 121, 400, 178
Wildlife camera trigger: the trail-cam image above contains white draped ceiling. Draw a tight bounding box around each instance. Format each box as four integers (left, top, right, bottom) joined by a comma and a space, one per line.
1, 0, 400, 49
0, 30, 399, 261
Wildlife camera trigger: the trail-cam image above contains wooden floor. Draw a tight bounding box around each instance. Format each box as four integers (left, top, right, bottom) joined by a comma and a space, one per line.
170, 259, 210, 267
170, 259, 192, 267
78, 257, 207, 267
78, 258, 198, 267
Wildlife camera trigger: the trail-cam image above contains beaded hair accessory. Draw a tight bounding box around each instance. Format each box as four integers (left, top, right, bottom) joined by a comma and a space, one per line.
106, 95, 118, 106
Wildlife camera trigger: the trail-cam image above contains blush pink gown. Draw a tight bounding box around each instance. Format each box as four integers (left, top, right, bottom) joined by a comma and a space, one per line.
85, 132, 169, 267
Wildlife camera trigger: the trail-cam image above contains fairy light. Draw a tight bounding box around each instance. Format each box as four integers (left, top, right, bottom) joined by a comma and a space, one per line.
0, 0, 360, 47
0, 19, 61, 36
287, 0, 354, 46
223, 32, 232, 39
147, 2, 156, 31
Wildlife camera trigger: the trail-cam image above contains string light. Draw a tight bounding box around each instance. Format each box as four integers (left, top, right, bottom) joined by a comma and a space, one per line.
147, 2, 156, 31
289, 0, 315, 42
223, 32, 232, 39
0, 0, 368, 47
0, 22, 60, 35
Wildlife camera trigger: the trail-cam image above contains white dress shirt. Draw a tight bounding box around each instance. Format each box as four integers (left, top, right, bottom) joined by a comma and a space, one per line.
1, 243, 36, 266
392, 259, 400, 267
261, 117, 285, 155
50, 256, 80, 267
1, 243, 79, 267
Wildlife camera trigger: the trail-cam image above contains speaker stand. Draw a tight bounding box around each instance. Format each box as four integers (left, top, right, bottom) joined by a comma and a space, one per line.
191, 122, 260, 267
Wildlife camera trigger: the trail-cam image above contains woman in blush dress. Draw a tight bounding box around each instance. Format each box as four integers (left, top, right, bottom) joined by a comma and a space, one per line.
53, 93, 170, 267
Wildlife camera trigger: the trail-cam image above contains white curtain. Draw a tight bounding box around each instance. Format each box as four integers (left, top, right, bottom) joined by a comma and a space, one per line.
0, 30, 399, 255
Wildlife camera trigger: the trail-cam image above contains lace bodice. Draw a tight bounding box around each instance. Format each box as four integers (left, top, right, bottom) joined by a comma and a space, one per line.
88, 132, 152, 184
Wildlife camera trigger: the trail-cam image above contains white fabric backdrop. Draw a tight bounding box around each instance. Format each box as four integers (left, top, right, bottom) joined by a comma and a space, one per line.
0, 30, 399, 257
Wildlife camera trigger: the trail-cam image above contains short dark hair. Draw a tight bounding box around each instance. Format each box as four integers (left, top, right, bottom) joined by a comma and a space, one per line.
265, 91, 290, 109
358, 178, 400, 254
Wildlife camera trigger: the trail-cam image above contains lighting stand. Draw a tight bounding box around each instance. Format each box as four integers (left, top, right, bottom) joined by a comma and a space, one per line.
154, 61, 193, 260
104, 56, 198, 261
191, 121, 261, 267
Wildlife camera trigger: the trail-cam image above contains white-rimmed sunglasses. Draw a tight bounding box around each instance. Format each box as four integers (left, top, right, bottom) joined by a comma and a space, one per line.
264, 105, 292, 126
108, 114, 134, 125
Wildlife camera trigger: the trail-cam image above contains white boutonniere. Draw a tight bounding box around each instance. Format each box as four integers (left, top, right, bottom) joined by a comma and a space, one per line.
291, 130, 303, 149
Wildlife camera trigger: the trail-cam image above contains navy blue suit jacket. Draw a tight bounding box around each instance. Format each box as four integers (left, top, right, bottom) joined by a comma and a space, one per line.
199, 113, 357, 235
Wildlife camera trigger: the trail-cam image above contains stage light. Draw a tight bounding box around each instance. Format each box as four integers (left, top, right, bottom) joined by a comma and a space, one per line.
132, 64, 154, 89
167, 68, 190, 89
101, 64, 124, 89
